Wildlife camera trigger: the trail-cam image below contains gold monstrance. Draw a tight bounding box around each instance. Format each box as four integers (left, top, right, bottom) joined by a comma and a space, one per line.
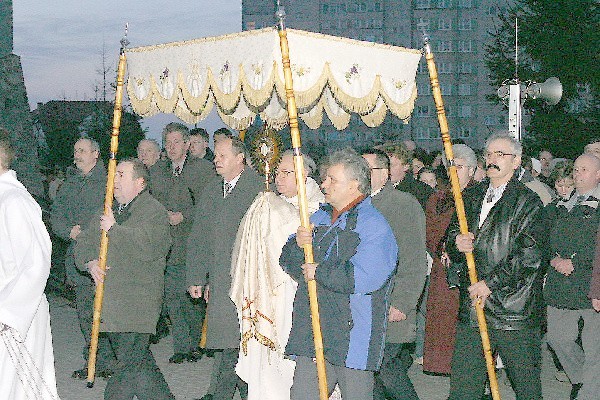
250, 126, 283, 191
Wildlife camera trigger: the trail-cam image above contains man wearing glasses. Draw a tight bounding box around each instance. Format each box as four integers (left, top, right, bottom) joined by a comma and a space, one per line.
446, 132, 545, 399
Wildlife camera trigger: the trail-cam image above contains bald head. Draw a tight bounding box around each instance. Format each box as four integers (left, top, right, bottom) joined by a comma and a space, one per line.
573, 153, 600, 194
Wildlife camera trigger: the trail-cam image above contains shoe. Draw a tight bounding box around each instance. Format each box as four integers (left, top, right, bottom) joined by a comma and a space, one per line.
570, 383, 582, 400
555, 370, 570, 383
189, 347, 204, 362
169, 352, 189, 364
71, 368, 88, 380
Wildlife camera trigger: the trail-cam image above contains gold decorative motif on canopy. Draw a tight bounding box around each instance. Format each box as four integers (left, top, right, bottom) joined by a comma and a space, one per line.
125, 27, 421, 130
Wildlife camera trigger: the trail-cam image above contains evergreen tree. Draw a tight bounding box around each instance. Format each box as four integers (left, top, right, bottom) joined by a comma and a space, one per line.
485, 0, 599, 159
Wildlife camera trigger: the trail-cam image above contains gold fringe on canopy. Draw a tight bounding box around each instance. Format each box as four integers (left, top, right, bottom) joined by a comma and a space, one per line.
125, 27, 421, 132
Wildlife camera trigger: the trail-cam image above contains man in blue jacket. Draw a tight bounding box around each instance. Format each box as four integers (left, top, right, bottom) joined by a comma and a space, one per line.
280, 148, 398, 400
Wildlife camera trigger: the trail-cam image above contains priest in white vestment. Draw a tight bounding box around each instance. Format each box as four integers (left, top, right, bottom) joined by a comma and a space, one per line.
231, 151, 324, 400
0, 129, 59, 400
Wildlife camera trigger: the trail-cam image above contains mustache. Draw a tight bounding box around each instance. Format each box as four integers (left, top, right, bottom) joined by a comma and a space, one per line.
486, 164, 500, 171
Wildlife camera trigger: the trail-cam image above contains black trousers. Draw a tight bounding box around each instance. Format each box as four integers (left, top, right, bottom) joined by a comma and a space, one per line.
74, 281, 116, 371
104, 332, 174, 400
374, 343, 419, 400
449, 323, 542, 400
209, 348, 248, 400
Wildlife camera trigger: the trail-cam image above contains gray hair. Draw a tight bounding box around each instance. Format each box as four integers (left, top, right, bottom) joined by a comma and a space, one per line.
451, 144, 477, 168
162, 122, 190, 142
137, 139, 160, 153
321, 148, 371, 195
281, 149, 317, 177
78, 136, 100, 153
485, 131, 522, 156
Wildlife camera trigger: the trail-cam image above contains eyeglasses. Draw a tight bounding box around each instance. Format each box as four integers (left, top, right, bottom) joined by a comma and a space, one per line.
275, 169, 294, 177
485, 151, 515, 159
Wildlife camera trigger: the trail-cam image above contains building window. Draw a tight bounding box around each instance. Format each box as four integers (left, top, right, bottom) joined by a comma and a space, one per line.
418, 62, 428, 74
417, 18, 430, 32
458, 0, 472, 8
415, 0, 432, 9
373, 19, 383, 28
458, 127, 472, 137
446, 105, 452, 116
441, 82, 453, 95
458, 83, 471, 96
374, 2, 382, 11
458, 18, 472, 30
358, 2, 367, 12
457, 40, 473, 52
438, 62, 454, 74
437, 40, 453, 52
458, 105, 472, 117
321, 4, 329, 13
417, 105, 431, 117
438, 0, 452, 8
415, 127, 432, 139
459, 62, 473, 73
438, 18, 452, 30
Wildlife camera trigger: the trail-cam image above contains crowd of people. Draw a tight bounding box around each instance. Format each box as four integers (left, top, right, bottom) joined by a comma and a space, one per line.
1, 122, 600, 400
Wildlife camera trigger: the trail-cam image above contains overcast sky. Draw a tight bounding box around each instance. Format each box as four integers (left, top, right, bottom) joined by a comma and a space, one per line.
13, 0, 243, 141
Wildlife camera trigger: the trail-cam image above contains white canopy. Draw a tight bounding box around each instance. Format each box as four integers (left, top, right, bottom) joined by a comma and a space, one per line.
125, 27, 421, 131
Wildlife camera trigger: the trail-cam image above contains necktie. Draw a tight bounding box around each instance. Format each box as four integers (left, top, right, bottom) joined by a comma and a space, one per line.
173, 166, 181, 176
486, 189, 495, 203
224, 182, 232, 197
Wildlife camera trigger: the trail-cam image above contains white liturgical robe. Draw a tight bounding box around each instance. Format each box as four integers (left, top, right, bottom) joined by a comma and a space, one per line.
0, 170, 59, 400
231, 178, 324, 400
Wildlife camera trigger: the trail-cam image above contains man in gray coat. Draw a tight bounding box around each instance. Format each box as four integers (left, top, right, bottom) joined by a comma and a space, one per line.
151, 123, 217, 363
75, 158, 174, 399
51, 137, 116, 379
362, 148, 428, 400
187, 136, 262, 400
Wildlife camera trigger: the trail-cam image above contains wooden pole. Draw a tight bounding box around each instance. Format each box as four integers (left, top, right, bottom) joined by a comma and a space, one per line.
276, 7, 328, 400
422, 33, 501, 400
86, 41, 128, 388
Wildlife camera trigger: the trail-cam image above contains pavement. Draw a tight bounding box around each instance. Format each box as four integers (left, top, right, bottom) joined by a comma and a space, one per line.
49, 292, 571, 400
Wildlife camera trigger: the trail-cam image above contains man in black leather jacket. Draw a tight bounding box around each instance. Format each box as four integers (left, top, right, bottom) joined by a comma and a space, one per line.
446, 133, 544, 400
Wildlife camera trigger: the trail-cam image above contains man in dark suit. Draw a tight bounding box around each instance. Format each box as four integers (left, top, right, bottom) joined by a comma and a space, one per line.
51, 137, 116, 379
446, 133, 544, 399
362, 148, 428, 400
75, 158, 174, 399
150, 123, 217, 364
187, 136, 262, 400
380, 142, 433, 210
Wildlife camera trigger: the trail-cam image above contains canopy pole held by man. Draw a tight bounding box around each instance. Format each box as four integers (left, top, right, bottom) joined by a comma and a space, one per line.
276, 5, 329, 400
86, 29, 129, 388
422, 30, 501, 400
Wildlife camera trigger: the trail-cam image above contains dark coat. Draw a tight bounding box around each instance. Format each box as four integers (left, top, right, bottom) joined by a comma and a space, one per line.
150, 156, 217, 265
588, 228, 600, 300
446, 177, 545, 330
371, 183, 427, 343
423, 190, 459, 374
395, 174, 433, 210
74, 191, 171, 333
186, 168, 262, 349
51, 161, 106, 285
543, 187, 600, 309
